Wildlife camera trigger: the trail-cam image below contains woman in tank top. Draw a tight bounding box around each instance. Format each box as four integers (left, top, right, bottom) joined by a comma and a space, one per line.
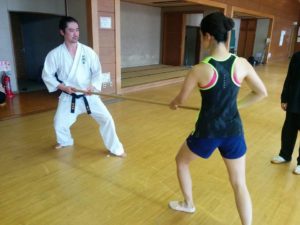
168, 12, 267, 225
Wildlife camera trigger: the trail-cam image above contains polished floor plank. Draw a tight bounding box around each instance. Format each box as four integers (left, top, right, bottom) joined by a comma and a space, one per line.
1, 61, 300, 225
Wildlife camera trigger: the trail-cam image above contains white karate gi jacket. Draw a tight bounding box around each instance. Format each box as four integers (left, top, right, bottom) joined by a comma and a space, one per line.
42, 42, 102, 93
41, 42, 124, 156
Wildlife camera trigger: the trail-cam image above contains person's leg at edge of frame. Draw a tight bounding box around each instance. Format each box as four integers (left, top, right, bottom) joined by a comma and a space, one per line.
294, 114, 300, 174
169, 142, 198, 213
295, 146, 300, 174
296, 113, 300, 166
279, 112, 298, 161
223, 155, 252, 225
298, 146, 300, 166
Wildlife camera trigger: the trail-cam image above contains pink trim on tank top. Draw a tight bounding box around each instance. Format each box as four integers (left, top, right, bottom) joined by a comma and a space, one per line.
199, 71, 217, 89
233, 72, 241, 85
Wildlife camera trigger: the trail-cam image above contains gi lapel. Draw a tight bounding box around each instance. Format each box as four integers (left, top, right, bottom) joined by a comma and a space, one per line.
67, 42, 82, 81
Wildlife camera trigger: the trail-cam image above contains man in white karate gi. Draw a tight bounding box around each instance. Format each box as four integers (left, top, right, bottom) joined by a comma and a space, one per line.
42, 16, 126, 157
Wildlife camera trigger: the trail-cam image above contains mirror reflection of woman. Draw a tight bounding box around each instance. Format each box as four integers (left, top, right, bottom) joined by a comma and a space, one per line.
169, 12, 267, 225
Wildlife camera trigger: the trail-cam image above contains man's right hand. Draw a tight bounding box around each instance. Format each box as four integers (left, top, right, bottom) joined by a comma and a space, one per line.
281, 103, 287, 111
58, 84, 75, 94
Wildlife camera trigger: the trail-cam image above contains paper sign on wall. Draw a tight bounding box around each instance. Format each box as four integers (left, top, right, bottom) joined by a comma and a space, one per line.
102, 72, 112, 88
100, 17, 112, 29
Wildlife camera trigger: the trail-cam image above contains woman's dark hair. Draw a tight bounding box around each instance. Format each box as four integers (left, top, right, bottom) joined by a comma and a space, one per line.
59, 16, 79, 32
200, 12, 234, 43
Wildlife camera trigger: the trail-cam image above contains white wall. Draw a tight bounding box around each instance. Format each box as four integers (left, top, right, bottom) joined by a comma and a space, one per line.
68, 0, 88, 45
120, 2, 161, 68
233, 18, 241, 53
186, 14, 203, 27
253, 19, 270, 61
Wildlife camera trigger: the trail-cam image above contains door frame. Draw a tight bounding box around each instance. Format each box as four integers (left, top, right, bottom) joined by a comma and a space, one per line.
231, 6, 274, 64
184, 25, 201, 66
237, 18, 257, 59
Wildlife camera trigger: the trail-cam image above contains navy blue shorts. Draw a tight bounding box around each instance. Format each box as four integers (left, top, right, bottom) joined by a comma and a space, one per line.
186, 134, 247, 159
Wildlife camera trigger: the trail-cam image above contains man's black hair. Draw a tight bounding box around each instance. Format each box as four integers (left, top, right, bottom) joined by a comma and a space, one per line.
59, 16, 79, 32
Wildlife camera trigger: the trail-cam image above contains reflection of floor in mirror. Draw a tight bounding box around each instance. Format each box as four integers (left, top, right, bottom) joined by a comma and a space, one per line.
2, 60, 300, 225
18, 78, 47, 92
121, 64, 191, 88
0, 90, 59, 120
0, 90, 121, 121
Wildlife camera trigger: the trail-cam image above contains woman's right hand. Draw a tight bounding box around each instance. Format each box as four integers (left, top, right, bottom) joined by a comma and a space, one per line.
169, 100, 178, 110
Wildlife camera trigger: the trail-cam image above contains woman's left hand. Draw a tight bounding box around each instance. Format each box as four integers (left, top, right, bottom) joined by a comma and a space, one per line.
85, 86, 95, 95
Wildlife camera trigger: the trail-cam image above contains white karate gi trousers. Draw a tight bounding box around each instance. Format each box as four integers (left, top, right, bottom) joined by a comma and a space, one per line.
54, 93, 124, 156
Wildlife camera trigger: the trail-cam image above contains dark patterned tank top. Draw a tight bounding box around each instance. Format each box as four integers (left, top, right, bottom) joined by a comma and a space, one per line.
192, 54, 243, 138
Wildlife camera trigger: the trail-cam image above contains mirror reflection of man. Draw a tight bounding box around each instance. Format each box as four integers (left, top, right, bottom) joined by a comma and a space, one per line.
42, 16, 126, 157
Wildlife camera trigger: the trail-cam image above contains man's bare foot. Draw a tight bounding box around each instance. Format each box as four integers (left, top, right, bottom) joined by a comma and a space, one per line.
118, 152, 127, 158
107, 152, 127, 158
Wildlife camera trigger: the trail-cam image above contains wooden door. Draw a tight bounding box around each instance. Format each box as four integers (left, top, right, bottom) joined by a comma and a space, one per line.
184, 26, 200, 66
237, 19, 257, 59
162, 12, 184, 66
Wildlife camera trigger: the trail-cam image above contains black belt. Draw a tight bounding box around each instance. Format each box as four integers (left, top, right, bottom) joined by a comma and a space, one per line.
55, 75, 91, 114
64, 92, 91, 114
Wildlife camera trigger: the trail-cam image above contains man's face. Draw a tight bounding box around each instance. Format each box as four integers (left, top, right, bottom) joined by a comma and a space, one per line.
61, 21, 79, 43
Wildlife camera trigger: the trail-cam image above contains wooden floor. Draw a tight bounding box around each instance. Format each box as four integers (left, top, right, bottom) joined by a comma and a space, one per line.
121, 64, 190, 88
0, 91, 59, 120
1, 61, 300, 225
0, 91, 121, 121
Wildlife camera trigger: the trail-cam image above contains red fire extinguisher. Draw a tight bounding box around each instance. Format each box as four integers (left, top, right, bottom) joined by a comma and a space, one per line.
1, 72, 14, 98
